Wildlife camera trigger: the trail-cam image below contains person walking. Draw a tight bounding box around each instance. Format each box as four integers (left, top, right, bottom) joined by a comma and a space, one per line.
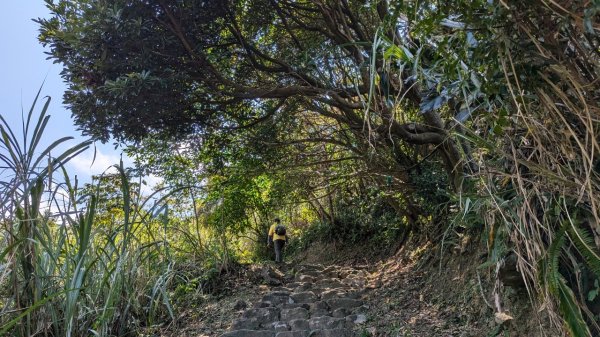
267, 218, 288, 263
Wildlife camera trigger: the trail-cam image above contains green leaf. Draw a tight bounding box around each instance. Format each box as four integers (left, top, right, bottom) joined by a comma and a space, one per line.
587, 288, 598, 302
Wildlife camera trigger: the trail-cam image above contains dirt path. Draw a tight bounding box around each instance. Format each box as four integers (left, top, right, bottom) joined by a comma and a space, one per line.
364, 259, 480, 337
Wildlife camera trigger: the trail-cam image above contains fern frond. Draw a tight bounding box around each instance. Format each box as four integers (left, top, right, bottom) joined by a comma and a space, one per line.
543, 220, 594, 336
566, 221, 600, 279
545, 227, 566, 294
556, 276, 592, 337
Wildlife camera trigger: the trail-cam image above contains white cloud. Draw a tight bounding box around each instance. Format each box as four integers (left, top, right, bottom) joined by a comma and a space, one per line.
66, 147, 126, 178
65, 147, 164, 197
138, 173, 164, 197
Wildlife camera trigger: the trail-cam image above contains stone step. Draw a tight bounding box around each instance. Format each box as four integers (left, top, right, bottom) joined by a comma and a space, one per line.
289, 291, 318, 304
273, 328, 358, 337
325, 298, 363, 311
232, 317, 260, 330
281, 307, 309, 321
296, 264, 324, 272
296, 270, 323, 278
294, 283, 313, 293
308, 316, 353, 330
261, 292, 291, 306
224, 265, 367, 337
308, 329, 358, 337
319, 288, 353, 301
272, 286, 294, 292
242, 307, 281, 325
288, 318, 309, 331
307, 301, 329, 317
315, 278, 345, 289
220, 329, 275, 337
296, 275, 316, 283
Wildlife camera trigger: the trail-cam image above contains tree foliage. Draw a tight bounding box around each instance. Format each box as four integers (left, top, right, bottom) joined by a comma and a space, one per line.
38, 0, 494, 191
37, 0, 600, 335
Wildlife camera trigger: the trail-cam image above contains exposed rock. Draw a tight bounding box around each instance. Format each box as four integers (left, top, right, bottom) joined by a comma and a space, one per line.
299, 270, 322, 278
308, 316, 350, 330
315, 278, 344, 289
242, 307, 281, 324
289, 291, 318, 304
232, 318, 260, 330
293, 283, 313, 292
261, 267, 285, 286
325, 298, 363, 311
346, 314, 367, 324
309, 301, 329, 313
320, 289, 347, 301
275, 331, 309, 337
498, 254, 525, 288
281, 303, 310, 310
281, 307, 309, 321
297, 275, 316, 283
271, 286, 293, 292
255, 301, 273, 308
221, 264, 367, 337
221, 330, 276, 337
331, 308, 349, 318
308, 328, 357, 337
262, 293, 290, 306
288, 319, 310, 331
271, 321, 289, 331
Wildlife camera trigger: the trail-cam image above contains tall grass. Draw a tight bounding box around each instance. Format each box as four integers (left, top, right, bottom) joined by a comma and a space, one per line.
450, 2, 600, 335
0, 91, 176, 336
369, 1, 599, 335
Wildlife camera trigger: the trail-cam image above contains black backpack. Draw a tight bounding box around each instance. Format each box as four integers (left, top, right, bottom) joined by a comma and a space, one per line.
275, 224, 286, 236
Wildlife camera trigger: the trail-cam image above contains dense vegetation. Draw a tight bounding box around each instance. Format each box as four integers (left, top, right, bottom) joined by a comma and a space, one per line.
1, 0, 598, 336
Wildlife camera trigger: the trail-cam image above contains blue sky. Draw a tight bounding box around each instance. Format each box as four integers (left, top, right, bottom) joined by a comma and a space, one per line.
0, 2, 161, 190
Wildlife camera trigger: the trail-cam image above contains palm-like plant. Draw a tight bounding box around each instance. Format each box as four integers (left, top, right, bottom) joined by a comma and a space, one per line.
1, 88, 177, 337
0, 87, 91, 336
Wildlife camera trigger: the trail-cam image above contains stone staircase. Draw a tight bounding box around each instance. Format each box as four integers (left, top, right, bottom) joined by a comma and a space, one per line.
220, 264, 370, 337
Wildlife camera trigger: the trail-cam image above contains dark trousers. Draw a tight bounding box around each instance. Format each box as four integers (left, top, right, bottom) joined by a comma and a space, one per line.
274, 239, 285, 263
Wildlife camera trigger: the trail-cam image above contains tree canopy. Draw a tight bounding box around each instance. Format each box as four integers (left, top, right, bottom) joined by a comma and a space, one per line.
38, 0, 508, 190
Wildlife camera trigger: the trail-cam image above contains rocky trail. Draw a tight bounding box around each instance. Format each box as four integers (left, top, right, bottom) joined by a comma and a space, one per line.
168, 245, 545, 337
219, 263, 373, 337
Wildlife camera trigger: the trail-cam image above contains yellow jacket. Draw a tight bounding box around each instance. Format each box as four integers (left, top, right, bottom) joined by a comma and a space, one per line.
269, 224, 287, 241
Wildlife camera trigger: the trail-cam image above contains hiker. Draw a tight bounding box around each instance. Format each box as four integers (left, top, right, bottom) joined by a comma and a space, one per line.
267, 218, 288, 263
